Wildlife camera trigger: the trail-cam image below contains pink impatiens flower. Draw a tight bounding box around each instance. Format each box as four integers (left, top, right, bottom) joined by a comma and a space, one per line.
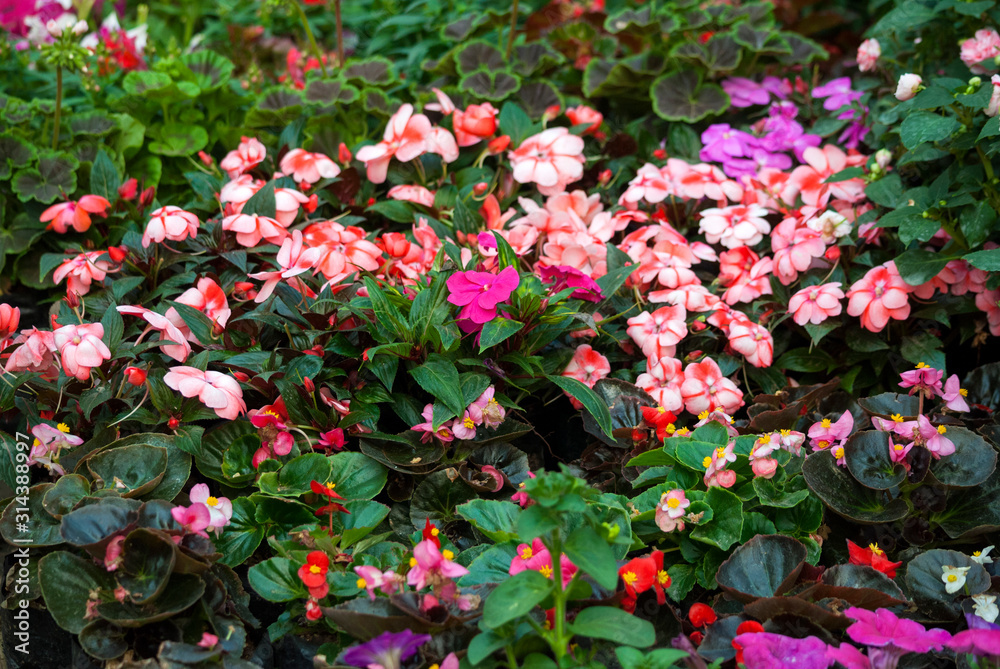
787, 282, 845, 325
680, 357, 744, 416
698, 204, 771, 249
445, 266, 520, 324
222, 212, 289, 248
626, 305, 688, 359
356, 104, 435, 184
961, 28, 1000, 73
220, 136, 266, 178
857, 38, 880, 72
53, 323, 111, 381
117, 305, 192, 362
407, 539, 468, 590
248, 229, 322, 303
142, 206, 200, 248
4, 328, 59, 380
846, 262, 912, 332
562, 345, 610, 407
387, 184, 436, 208
279, 148, 341, 185
727, 321, 774, 368
636, 356, 685, 413
163, 366, 246, 420
175, 277, 231, 332
53, 251, 113, 297
41, 195, 111, 234
508, 127, 585, 196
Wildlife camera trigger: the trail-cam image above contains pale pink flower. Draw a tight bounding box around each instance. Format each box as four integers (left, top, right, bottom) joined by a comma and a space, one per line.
619, 163, 671, 205
453, 102, 499, 146
636, 356, 684, 413
469, 387, 506, 429
3, 328, 58, 379
846, 262, 912, 332
918, 415, 956, 458
680, 358, 744, 416
975, 288, 1000, 335
658, 489, 689, 520
988, 74, 1000, 116
171, 503, 212, 538
857, 38, 880, 72
722, 256, 774, 305
142, 206, 200, 248
727, 321, 774, 368
219, 174, 263, 213
895, 73, 923, 101
451, 410, 477, 440
175, 278, 231, 331
104, 535, 125, 571
566, 105, 603, 134
942, 374, 970, 412
808, 412, 854, 451
698, 204, 770, 248
411, 403, 454, 443
52, 251, 112, 296
788, 282, 845, 325
788, 145, 866, 207
189, 483, 232, 533
751, 457, 779, 478
771, 217, 827, 285
407, 539, 468, 590
117, 306, 192, 362
222, 213, 289, 247
303, 220, 384, 286
53, 323, 111, 381
248, 229, 322, 302
703, 441, 737, 479
899, 363, 944, 398
220, 136, 266, 178
274, 187, 311, 226
356, 104, 434, 183
279, 148, 341, 185
387, 185, 436, 208
354, 565, 386, 600
626, 306, 688, 359
40, 195, 110, 234
562, 344, 610, 389
163, 366, 246, 420
508, 127, 585, 196
961, 28, 1000, 73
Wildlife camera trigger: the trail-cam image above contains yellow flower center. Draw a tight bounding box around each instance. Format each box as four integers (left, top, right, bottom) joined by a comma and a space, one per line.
821, 419, 832, 428
309, 565, 322, 574
326, 482, 336, 490
356, 578, 367, 588
916, 362, 928, 369
539, 565, 553, 578
657, 406, 666, 414
521, 547, 533, 560
937, 425, 947, 434
206, 496, 218, 507
703, 456, 713, 469
715, 447, 726, 459
894, 443, 904, 451
57, 423, 70, 433
463, 417, 475, 428
869, 543, 883, 556
665, 424, 675, 434
675, 428, 690, 436
817, 440, 830, 449
431, 528, 439, 536
32, 439, 40, 447
657, 570, 670, 585
974, 551, 982, 557
442, 549, 454, 560
891, 413, 904, 423
409, 558, 417, 568
960, 388, 968, 397
948, 574, 958, 582
698, 410, 709, 420
667, 498, 680, 509
263, 409, 281, 419
622, 571, 638, 585
780, 429, 791, 436
833, 446, 845, 459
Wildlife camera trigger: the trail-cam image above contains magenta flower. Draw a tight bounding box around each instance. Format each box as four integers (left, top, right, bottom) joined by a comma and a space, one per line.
825, 643, 871, 669
508, 537, 578, 588
721, 77, 774, 107
812, 77, 863, 110
807, 412, 854, 451
845, 607, 951, 656
899, 363, 944, 398
917, 415, 955, 458
732, 633, 832, 669
888, 437, 914, 464
171, 503, 212, 538
538, 264, 603, 302
406, 539, 468, 590
950, 628, 1000, 659
445, 266, 520, 324
411, 403, 454, 443
942, 374, 970, 412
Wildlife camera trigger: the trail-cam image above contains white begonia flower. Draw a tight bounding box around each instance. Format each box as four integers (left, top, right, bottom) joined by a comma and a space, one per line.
942, 565, 972, 594
972, 546, 995, 565
973, 594, 999, 623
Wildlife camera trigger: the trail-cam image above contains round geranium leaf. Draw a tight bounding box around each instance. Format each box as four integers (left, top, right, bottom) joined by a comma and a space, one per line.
459, 71, 521, 102
928, 426, 997, 487
905, 549, 990, 621
857, 392, 920, 418
42, 474, 91, 518
716, 534, 807, 603
87, 444, 168, 498
456, 41, 505, 75
802, 451, 909, 523
12, 150, 78, 204
651, 70, 730, 122
360, 432, 445, 473
182, 50, 235, 91
800, 564, 908, 609
343, 57, 395, 86
845, 430, 906, 490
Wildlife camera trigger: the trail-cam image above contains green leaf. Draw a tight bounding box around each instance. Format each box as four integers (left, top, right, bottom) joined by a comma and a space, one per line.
482, 569, 553, 627
409, 353, 465, 417
90, 149, 121, 201
563, 525, 618, 590
456, 499, 520, 542
328, 452, 388, 500
961, 201, 996, 248
247, 557, 309, 602
38, 551, 113, 633
716, 534, 806, 603
570, 607, 655, 647
964, 248, 1000, 271
690, 486, 743, 551
546, 375, 614, 439
214, 498, 265, 567
899, 112, 962, 150
894, 249, 952, 286
615, 647, 691, 669
499, 102, 535, 147
479, 317, 524, 352
241, 182, 276, 218
865, 174, 904, 208
905, 549, 989, 620
900, 331, 944, 372
13, 150, 78, 203
845, 430, 907, 489
978, 115, 1000, 141
257, 452, 332, 497
149, 123, 208, 156
802, 450, 910, 523
101, 302, 124, 353
363, 277, 412, 341
651, 70, 729, 122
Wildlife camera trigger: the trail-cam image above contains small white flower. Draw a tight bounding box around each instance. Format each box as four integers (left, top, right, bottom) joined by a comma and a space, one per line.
895, 73, 923, 101
942, 565, 972, 594
972, 546, 995, 565
807, 210, 852, 244
71, 20, 88, 35
973, 594, 999, 623
45, 19, 63, 37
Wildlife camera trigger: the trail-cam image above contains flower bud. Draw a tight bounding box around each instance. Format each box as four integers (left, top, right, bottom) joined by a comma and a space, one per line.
118, 178, 138, 201
338, 142, 352, 164
874, 148, 892, 170
653, 148, 667, 160
232, 371, 250, 382
72, 20, 88, 35
598, 169, 612, 185
688, 603, 718, 627
46, 19, 62, 37
139, 186, 156, 208
167, 417, 180, 430
894, 73, 922, 101
487, 135, 511, 154
107, 246, 128, 264
543, 104, 561, 122
303, 376, 315, 392
473, 182, 489, 196
123, 366, 146, 386
824, 245, 841, 262
197, 151, 214, 166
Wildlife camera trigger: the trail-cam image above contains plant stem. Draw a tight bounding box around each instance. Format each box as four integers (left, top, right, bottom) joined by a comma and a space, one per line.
504, 645, 519, 669
294, 1, 328, 77
548, 537, 570, 660
52, 66, 63, 149
335, 0, 344, 66
506, 0, 518, 61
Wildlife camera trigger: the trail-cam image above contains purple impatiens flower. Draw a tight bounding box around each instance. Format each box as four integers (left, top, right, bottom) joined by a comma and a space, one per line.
825, 643, 872, 669
445, 265, 520, 324
949, 627, 1000, 659
812, 77, 863, 111
341, 630, 431, 669
538, 265, 603, 302
844, 607, 951, 668
733, 632, 832, 669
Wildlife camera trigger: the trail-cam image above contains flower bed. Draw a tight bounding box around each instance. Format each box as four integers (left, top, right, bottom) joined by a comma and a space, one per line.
1, 0, 1000, 668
